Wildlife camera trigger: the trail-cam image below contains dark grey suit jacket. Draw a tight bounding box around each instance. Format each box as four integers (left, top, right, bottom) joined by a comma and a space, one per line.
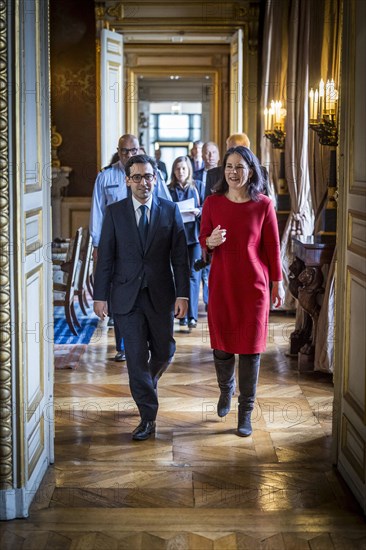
204, 166, 223, 201
204, 165, 270, 200
93, 195, 190, 314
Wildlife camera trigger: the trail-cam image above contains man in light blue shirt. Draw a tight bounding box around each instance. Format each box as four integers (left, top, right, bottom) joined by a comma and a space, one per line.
89, 134, 171, 361
90, 135, 171, 252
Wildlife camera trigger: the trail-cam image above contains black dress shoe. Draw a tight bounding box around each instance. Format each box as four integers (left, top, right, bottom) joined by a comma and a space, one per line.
114, 351, 126, 362
188, 318, 197, 328
179, 318, 188, 326
132, 420, 156, 441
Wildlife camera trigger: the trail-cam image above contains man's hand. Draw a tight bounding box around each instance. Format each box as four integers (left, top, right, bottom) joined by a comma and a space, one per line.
92, 247, 98, 263
94, 300, 108, 320
174, 298, 188, 319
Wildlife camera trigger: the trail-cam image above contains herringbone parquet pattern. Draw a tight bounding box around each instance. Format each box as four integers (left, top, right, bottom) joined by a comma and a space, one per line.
1, 309, 366, 549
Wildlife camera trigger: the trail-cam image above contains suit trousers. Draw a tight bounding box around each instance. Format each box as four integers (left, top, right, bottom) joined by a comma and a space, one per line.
114, 288, 176, 421
108, 285, 124, 352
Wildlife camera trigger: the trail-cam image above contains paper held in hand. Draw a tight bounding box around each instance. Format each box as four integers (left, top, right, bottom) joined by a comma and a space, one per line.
177, 198, 196, 223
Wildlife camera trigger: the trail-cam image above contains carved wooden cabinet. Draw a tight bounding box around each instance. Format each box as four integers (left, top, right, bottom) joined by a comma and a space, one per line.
289, 236, 335, 371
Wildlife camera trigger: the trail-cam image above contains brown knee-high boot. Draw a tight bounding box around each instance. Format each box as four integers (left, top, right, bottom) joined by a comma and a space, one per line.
237, 354, 260, 436
213, 351, 236, 417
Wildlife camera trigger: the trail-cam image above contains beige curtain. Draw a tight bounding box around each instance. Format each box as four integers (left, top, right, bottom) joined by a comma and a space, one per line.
309, 0, 342, 231
261, 0, 314, 310
260, 1, 339, 373
260, 0, 289, 205
309, 0, 341, 373
314, 248, 336, 373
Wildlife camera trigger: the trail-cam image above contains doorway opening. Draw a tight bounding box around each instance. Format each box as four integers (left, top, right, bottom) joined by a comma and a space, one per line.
146, 102, 203, 177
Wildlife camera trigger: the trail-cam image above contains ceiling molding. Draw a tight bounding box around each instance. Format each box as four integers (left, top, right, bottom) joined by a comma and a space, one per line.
95, 0, 261, 42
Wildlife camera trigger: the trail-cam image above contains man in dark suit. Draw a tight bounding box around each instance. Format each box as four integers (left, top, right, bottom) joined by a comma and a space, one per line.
93, 154, 190, 441
189, 140, 204, 173
193, 141, 220, 191
204, 133, 250, 200
154, 148, 168, 181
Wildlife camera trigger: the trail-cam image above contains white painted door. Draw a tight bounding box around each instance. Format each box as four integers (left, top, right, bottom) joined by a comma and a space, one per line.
335, 0, 366, 513
0, 0, 53, 519
100, 29, 124, 168
229, 29, 243, 134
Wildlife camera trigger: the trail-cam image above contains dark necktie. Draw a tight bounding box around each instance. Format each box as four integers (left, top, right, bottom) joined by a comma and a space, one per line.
138, 204, 148, 248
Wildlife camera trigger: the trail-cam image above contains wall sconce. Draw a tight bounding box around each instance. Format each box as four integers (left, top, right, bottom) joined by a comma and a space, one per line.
263, 101, 289, 201
264, 100, 286, 149
309, 79, 338, 234
309, 79, 338, 146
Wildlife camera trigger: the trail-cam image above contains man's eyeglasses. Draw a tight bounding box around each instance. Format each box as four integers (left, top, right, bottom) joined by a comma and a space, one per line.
118, 147, 139, 155
129, 173, 155, 183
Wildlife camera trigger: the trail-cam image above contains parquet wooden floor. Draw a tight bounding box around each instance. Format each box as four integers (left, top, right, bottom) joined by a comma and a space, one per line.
1, 306, 366, 549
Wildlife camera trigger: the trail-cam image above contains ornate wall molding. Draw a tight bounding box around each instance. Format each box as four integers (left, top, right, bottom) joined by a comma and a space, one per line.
0, 0, 13, 490
96, 0, 261, 36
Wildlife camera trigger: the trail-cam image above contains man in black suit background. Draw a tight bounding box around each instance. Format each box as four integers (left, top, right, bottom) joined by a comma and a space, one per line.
204, 133, 251, 200
154, 147, 168, 182
93, 155, 190, 441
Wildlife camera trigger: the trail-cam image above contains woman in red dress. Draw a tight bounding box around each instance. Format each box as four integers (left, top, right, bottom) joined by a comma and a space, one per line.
199, 146, 285, 437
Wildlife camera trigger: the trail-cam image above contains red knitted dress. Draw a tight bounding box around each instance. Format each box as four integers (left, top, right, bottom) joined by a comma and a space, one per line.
199, 194, 282, 354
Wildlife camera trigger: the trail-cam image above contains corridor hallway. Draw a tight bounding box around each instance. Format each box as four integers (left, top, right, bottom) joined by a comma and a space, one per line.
2, 310, 366, 549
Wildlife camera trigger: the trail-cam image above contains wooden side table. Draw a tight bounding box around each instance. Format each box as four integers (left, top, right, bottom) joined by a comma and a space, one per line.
289, 236, 335, 371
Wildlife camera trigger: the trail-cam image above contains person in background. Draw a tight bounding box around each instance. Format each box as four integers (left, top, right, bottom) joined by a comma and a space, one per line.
90, 135, 171, 361
154, 148, 168, 182
204, 133, 270, 200
90, 134, 140, 362
193, 141, 220, 197
199, 146, 285, 437
168, 156, 203, 329
204, 133, 251, 200
93, 154, 190, 441
189, 140, 204, 174
194, 141, 220, 311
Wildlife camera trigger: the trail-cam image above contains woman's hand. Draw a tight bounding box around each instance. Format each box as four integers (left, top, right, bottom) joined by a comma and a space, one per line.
271, 281, 285, 308
206, 225, 227, 249
193, 208, 201, 217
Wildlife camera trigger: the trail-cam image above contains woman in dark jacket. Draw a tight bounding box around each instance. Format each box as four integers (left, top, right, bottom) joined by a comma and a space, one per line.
169, 155, 203, 328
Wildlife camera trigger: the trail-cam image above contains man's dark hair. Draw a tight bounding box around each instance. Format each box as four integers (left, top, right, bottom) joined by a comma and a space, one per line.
125, 154, 157, 177
214, 146, 264, 202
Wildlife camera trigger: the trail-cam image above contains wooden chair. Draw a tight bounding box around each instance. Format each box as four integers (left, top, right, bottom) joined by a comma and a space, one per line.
86, 255, 94, 298
86, 240, 94, 299
53, 227, 83, 335
75, 230, 93, 315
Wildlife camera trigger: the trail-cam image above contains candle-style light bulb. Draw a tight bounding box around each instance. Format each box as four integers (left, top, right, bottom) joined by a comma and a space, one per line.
309, 88, 314, 120
325, 80, 332, 112
314, 89, 319, 120
276, 101, 282, 124
319, 79, 324, 119
319, 79, 325, 96
269, 107, 274, 130
329, 79, 336, 111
